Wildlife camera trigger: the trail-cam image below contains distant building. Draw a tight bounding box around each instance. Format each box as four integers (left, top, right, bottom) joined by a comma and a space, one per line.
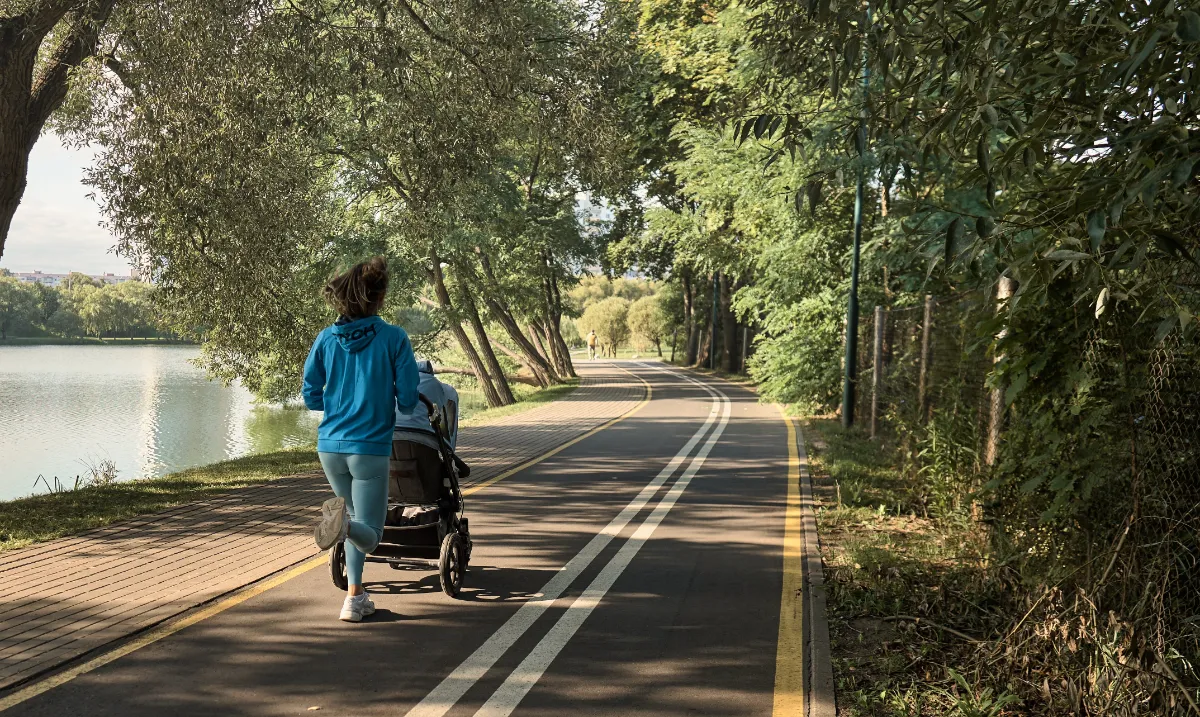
14, 270, 138, 288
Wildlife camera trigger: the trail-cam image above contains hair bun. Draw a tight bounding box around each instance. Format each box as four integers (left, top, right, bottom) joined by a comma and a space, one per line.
323, 256, 390, 319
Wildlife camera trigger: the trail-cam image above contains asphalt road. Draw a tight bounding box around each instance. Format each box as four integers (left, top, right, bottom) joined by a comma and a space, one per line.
12, 362, 795, 717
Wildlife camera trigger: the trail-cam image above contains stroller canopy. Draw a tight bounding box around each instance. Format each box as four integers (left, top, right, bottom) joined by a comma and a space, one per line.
395, 359, 460, 450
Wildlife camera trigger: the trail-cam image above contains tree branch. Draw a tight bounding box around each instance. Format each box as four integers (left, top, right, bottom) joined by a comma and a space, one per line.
393, 0, 506, 99
28, 0, 117, 133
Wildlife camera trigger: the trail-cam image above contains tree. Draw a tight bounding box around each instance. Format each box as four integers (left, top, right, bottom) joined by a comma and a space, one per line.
46, 304, 84, 337
743, 0, 1200, 335
0, 0, 119, 260
75, 283, 113, 336
112, 280, 156, 336
627, 294, 665, 356
606, 1, 1200, 711
0, 276, 38, 338
50, 0, 633, 404
577, 296, 629, 357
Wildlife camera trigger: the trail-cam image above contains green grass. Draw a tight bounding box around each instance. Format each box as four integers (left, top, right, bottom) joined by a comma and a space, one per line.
803, 418, 1018, 716
0, 378, 582, 553
460, 379, 580, 426
0, 448, 320, 553
571, 347, 668, 360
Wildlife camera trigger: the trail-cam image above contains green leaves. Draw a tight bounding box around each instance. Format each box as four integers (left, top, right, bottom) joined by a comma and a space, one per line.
945, 217, 963, 264
1153, 315, 1177, 345
1171, 156, 1196, 188
1176, 11, 1200, 43
976, 134, 990, 176
733, 114, 784, 146
1151, 230, 1200, 266
805, 179, 823, 215
976, 215, 995, 238
979, 104, 999, 127
1086, 210, 1106, 251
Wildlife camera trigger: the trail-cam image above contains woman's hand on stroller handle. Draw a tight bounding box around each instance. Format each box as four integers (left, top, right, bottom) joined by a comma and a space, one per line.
418, 393, 447, 434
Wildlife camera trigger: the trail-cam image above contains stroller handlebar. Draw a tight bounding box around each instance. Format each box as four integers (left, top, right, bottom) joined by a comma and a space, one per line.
417, 392, 450, 441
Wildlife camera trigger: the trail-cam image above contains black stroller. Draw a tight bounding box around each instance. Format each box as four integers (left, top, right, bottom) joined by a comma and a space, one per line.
328, 393, 473, 597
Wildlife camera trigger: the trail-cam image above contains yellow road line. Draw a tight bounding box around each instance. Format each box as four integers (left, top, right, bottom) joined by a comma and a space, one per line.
773, 406, 805, 716
462, 368, 652, 496
0, 366, 653, 712
0, 555, 328, 712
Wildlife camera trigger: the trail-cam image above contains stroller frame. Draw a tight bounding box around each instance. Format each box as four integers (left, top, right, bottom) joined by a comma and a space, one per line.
328, 394, 473, 597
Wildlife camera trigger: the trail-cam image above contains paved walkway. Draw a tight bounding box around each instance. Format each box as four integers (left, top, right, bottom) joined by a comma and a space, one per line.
0, 363, 643, 692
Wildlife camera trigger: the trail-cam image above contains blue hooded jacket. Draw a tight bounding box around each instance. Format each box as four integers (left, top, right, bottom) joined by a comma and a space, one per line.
302, 315, 419, 456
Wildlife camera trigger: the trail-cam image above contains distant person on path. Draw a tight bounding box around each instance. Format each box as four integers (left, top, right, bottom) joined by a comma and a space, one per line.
587, 329, 598, 360
303, 257, 419, 622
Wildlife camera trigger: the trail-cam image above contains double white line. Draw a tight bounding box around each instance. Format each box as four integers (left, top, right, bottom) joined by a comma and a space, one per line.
406, 365, 731, 717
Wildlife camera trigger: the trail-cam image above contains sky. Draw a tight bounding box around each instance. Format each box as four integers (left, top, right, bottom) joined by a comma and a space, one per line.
0, 135, 132, 276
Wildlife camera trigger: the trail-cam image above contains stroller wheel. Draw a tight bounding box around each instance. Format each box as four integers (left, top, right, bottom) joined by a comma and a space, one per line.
439, 533, 466, 598
329, 543, 348, 591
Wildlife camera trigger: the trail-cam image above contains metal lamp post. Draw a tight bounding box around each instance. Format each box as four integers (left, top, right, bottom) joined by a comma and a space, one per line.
841, 4, 872, 428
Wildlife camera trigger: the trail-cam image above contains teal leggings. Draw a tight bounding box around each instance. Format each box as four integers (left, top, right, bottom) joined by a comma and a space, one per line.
317, 452, 390, 588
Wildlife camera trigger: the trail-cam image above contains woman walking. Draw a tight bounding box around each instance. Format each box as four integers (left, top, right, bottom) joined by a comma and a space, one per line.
303, 257, 419, 622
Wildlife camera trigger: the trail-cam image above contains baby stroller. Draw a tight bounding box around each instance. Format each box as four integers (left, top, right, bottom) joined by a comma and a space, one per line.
328, 393, 473, 597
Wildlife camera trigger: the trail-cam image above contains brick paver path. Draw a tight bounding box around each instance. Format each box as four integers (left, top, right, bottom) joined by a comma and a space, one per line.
0, 362, 644, 692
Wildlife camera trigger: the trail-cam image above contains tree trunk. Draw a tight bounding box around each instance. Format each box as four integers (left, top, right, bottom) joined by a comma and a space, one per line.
474, 251, 560, 385
696, 324, 711, 369
487, 336, 542, 383
682, 270, 698, 365
429, 252, 504, 408
529, 322, 551, 363
721, 274, 739, 373
0, 1, 118, 259
457, 275, 514, 406
484, 298, 558, 386
545, 271, 576, 378
548, 318, 576, 377
538, 315, 571, 377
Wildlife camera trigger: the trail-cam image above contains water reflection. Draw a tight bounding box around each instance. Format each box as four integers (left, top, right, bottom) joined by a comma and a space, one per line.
0, 345, 320, 501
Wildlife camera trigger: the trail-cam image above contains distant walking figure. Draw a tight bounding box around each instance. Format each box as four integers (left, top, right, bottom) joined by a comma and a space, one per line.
303, 257, 419, 622
587, 329, 598, 360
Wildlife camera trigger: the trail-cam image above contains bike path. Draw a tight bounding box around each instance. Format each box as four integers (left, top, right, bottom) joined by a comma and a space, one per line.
8, 363, 799, 717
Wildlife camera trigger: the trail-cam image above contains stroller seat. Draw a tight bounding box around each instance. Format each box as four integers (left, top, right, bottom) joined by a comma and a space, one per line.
388, 438, 444, 507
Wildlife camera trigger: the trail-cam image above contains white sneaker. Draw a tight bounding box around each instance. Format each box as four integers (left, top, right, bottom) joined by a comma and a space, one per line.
314, 497, 349, 550
339, 592, 376, 622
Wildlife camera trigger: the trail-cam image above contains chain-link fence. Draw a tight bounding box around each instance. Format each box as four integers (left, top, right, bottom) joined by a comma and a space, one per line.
854, 281, 1200, 709
854, 294, 992, 453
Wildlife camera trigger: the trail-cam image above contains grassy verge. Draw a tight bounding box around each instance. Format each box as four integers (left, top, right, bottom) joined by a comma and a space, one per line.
460, 379, 580, 426
0, 378, 581, 553
0, 449, 321, 553
571, 348, 670, 360
803, 418, 1022, 717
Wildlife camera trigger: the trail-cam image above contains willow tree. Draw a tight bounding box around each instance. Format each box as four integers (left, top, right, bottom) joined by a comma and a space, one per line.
56, 0, 625, 405
0, 0, 121, 259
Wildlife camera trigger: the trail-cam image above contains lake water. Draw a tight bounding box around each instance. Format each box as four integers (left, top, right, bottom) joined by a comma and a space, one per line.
0, 345, 321, 501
